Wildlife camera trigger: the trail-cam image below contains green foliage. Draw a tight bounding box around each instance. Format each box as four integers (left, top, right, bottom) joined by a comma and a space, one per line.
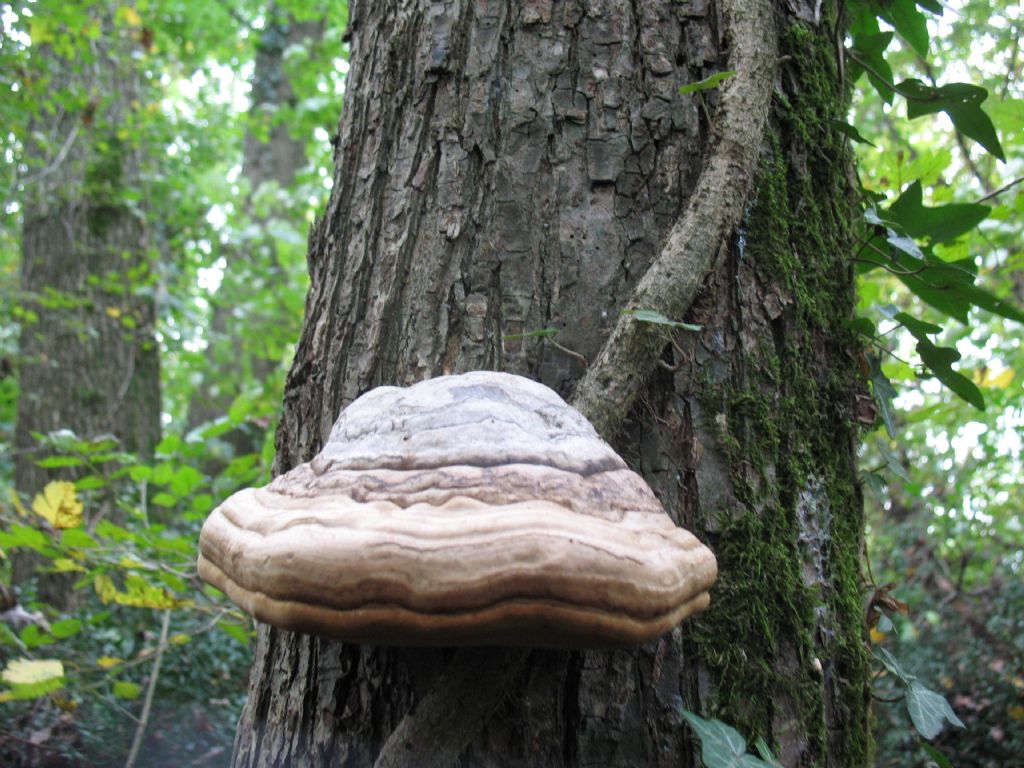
680, 709, 782, 768
1, 0, 347, 762
623, 308, 703, 331
1, 428, 256, 762
679, 70, 737, 95
846, 0, 1023, 764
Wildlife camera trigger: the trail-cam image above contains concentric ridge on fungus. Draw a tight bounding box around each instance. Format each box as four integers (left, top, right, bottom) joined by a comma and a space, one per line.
197, 371, 717, 648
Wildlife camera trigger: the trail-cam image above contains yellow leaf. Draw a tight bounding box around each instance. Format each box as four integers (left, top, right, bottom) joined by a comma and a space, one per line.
984, 369, 1015, 389
105, 306, 122, 318
1009, 705, 1024, 721
118, 6, 143, 27
869, 627, 886, 644
94, 574, 117, 604
96, 656, 122, 669
53, 693, 78, 711
170, 633, 191, 645
32, 482, 83, 529
52, 558, 86, 573
114, 574, 190, 609
118, 556, 151, 570
8, 488, 29, 517
2, 659, 64, 685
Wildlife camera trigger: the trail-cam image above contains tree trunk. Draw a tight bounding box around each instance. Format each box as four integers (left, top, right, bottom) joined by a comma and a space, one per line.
232, 1, 871, 766
13, 11, 160, 606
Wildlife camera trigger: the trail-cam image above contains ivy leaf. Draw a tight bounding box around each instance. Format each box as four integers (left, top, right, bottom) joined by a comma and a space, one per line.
906, 681, 965, 739
888, 310, 942, 340
849, 32, 896, 104
862, 247, 1024, 324
874, 647, 915, 684
885, 231, 923, 260
681, 710, 776, 768
921, 744, 955, 768
624, 308, 702, 331
878, 0, 929, 58
679, 70, 736, 95
867, 353, 898, 438
31, 481, 84, 529
753, 737, 783, 767
887, 181, 990, 242
916, 339, 985, 410
900, 80, 1005, 161
833, 120, 877, 147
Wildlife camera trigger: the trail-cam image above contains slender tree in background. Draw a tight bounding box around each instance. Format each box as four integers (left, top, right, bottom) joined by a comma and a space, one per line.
187, 4, 323, 458
13, 6, 160, 607
232, 0, 870, 765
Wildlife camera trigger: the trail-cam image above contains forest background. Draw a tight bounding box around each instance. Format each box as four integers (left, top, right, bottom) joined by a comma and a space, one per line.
0, 0, 1021, 766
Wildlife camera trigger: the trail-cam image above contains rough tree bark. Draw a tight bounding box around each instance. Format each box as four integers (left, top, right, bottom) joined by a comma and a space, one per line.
13, 9, 160, 607
232, 0, 871, 765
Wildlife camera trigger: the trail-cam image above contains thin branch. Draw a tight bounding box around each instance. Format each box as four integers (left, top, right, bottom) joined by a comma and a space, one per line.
546, 337, 588, 367
845, 51, 931, 104
975, 174, 1024, 205
18, 123, 81, 187
124, 610, 171, 768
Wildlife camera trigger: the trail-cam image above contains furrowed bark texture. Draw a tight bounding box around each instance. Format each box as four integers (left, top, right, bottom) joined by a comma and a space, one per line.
14, 17, 160, 607
234, 1, 870, 766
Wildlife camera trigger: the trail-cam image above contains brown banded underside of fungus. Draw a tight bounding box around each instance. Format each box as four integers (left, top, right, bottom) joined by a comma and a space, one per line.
197, 371, 717, 648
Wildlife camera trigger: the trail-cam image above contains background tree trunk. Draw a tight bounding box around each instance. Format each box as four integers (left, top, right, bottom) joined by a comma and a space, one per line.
187, 5, 323, 460
233, 1, 871, 765
13, 10, 160, 607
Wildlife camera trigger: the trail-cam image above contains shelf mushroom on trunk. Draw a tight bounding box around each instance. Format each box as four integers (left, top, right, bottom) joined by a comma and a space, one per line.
198, 371, 717, 648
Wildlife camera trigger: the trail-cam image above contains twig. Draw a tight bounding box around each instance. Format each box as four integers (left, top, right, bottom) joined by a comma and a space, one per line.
547, 337, 588, 367
18, 123, 81, 187
975, 174, 1024, 205
124, 609, 171, 768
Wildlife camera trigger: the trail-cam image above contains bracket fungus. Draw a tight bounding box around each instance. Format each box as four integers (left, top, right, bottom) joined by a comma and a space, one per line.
198, 371, 717, 648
